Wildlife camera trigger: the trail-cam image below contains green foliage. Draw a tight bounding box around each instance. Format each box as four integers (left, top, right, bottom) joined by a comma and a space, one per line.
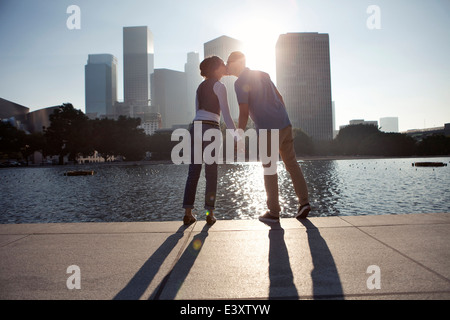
3, 105, 450, 164
292, 128, 313, 155
294, 124, 449, 157
91, 118, 119, 161
334, 124, 381, 155
417, 135, 450, 155
147, 132, 178, 160
358, 132, 416, 156
0, 122, 45, 162
0, 122, 23, 156
115, 116, 148, 161
44, 103, 91, 164
2, 104, 152, 164
91, 116, 150, 161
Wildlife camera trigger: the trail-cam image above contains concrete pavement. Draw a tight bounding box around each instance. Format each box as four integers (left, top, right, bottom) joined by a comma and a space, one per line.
1, 213, 449, 300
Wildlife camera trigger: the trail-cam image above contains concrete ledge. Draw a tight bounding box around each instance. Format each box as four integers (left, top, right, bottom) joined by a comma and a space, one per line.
0, 213, 449, 300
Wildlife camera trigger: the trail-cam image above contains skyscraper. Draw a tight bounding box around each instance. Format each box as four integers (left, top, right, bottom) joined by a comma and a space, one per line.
204, 35, 243, 120
184, 52, 202, 121
152, 69, 188, 128
276, 33, 333, 140
123, 26, 154, 107
85, 54, 118, 119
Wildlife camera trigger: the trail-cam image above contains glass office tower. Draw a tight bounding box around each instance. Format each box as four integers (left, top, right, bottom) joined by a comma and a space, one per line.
123, 26, 154, 107
276, 33, 333, 141
85, 54, 118, 118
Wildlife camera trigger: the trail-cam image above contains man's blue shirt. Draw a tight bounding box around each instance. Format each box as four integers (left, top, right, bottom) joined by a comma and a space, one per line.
234, 68, 291, 130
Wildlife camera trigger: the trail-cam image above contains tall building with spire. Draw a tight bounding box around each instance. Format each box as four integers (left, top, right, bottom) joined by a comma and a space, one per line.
276, 33, 333, 140
123, 26, 154, 107
204, 35, 243, 121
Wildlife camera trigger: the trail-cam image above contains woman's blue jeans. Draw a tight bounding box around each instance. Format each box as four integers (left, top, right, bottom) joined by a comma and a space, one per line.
182, 122, 220, 212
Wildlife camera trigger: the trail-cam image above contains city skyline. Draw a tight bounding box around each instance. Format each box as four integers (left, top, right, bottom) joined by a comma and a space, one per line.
0, 0, 449, 132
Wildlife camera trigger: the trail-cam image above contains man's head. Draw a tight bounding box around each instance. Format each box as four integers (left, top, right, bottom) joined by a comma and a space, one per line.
226, 51, 246, 77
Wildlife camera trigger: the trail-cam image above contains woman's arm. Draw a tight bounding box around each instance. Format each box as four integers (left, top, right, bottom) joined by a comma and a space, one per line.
214, 82, 236, 130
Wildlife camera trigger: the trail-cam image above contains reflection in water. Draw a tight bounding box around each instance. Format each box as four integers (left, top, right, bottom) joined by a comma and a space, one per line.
217, 163, 266, 219
1, 157, 449, 223
282, 160, 341, 217
219, 161, 342, 218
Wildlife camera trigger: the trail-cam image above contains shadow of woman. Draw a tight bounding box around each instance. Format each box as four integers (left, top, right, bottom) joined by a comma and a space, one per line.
151, 224, 211, 300
268, 222, 299, 299
113, 224, 189, 300
298, 219, 344, 299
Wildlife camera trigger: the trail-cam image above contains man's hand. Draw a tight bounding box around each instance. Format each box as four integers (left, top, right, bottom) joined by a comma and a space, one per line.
238, 103, 249, 130
233, 129, 245, 159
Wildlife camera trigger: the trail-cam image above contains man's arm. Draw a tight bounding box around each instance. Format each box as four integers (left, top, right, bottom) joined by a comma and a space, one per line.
238, 103, 249, 130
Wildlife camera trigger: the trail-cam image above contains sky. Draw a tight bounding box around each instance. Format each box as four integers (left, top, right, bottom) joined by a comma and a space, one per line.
0, 0, 449, 132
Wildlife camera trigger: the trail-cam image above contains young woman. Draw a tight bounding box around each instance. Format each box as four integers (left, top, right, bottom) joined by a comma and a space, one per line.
182, 56, 236, 225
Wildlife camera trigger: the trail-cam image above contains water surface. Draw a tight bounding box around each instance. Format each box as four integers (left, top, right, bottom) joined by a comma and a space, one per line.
1, 157, 449, 223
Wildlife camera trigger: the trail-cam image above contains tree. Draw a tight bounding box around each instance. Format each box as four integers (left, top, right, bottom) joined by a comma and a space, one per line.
0, 122, 45, 163
147, 131, 176, 160
114, 116, 149, 161
417, 135, 450, 155
44, 103, 92, 164
358, 132, 416, 156
334, 124, 381, 155
0, 121, 23, 160
292, 128, 313, 155
21, 132, 45, 165
92, 118, 120, 161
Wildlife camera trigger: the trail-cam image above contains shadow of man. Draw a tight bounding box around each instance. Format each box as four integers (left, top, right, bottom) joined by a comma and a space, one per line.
114, 224, 189, 300
151, 223, 211, 300
299, 219, 344, 299
268, 222, 299, 299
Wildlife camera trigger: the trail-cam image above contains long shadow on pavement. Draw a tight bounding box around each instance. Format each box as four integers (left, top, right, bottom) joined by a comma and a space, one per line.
299, 219, 344, 299
150, 223, 211, 300
268, 222, 299, 299
113, 224, 189, 300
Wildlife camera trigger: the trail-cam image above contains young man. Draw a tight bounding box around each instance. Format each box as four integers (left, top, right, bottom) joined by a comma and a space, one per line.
226, 51, 311, 223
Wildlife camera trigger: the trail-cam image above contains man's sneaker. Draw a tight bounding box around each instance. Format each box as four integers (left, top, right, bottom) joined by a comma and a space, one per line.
295, 203, 311, 219
258, 211, 280, 224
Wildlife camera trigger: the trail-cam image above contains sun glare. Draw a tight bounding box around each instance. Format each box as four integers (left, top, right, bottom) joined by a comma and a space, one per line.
232, 17, 281, 81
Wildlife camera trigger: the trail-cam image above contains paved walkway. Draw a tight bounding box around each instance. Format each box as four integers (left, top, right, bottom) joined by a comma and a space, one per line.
1, 213, 449, 300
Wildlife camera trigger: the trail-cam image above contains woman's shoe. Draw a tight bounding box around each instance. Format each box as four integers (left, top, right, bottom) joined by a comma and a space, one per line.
183, 214, 196, 225
206, 214, 216, 225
